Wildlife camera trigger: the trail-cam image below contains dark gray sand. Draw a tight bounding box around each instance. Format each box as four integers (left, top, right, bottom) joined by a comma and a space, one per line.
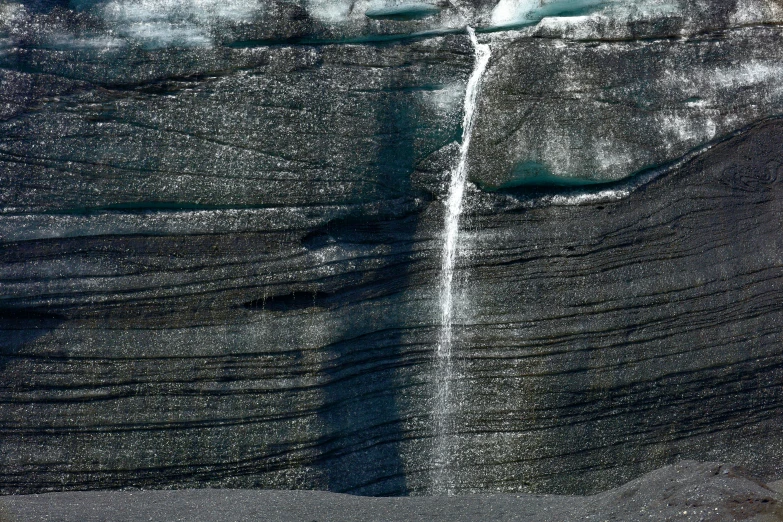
1, 461, 781, 522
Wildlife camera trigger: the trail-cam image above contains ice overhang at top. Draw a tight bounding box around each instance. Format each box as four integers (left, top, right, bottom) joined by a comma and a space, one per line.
3, 0, 783, 50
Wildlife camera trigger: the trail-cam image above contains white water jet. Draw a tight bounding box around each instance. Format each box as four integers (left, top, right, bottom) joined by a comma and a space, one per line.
431, 26, 491, 495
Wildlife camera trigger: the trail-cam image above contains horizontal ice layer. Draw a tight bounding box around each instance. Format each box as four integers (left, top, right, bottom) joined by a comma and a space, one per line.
490, 0, 612, 27
3, 119, 783, 495
1, 0, 782, 51
3, 0, 783, 203
468, 24, 783, 188
0, 35, 469, 214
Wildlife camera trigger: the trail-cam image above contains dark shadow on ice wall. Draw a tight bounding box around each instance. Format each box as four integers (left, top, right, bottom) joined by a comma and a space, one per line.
307, 87, 424, 496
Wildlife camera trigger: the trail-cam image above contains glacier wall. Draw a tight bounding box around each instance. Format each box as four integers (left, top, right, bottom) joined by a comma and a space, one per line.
1, 0, 783, 496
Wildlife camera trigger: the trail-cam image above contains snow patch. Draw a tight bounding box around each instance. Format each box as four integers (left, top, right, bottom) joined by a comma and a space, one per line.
684, 98, 707, 108
0, 2, 26, 48
307, 0, 355, 22
123, 22, 211, 48
541, 130, 574, 176
0, 2, 25, 24
426, 82, 464, 113
593, 139, 633, 172
490, 0, 541, 26
307, 0, 441, 23
535, 14, 595, 37
491, 0, 615, 27
712, 62, 783, 90
100, 0, 259, 22
730, 0, 783, 25
548, 187, 630, 205
91, 0, 261, 47
600, 0, 679, 18
491, 0, 680, 31
659, 111, 718, 146
48, 33, 125, 50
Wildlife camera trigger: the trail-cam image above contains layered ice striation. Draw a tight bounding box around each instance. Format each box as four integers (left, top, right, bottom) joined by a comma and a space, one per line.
467, 8, 783, 188
3, 0, 782, 50
3, 0, 783, 499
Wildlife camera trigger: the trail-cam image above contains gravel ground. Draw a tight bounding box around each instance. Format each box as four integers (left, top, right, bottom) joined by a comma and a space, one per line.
1, 461, 781, 522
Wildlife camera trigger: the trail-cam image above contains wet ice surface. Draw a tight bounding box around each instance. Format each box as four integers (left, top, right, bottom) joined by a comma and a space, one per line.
2, 0, 783, 500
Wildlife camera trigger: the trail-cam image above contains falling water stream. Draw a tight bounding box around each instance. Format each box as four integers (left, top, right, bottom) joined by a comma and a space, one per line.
431, 27, 491, 495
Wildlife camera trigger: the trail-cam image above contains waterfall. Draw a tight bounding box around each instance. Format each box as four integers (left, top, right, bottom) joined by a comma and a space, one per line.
431, 26, 491, 495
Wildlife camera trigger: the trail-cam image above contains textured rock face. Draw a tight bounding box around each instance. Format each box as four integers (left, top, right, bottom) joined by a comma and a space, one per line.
1, 0, 783, 498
